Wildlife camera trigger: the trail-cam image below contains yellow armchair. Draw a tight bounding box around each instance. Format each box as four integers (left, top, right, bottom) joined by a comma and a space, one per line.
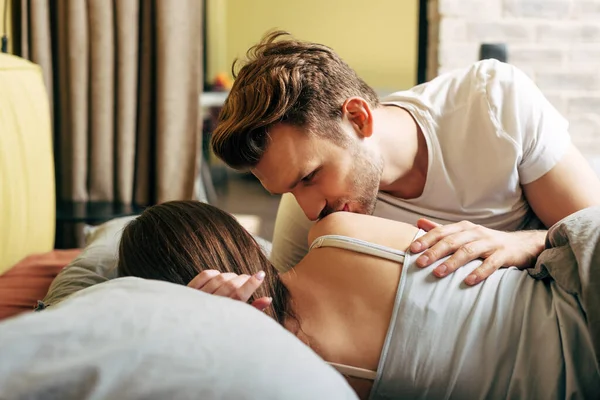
0, 54, 55, 274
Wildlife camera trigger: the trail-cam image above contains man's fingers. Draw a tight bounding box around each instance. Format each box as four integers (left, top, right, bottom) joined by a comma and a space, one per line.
234, 271, 267, 302
213, 274, 250, 297
411, 220, 474, 254
464, 256, 503, 286
251, 296, 273, 312
414, 228, 481, 268
431, 239, 494, 277
187, 270, 221, 289
409, 221, 517, 284
415, 218, 441, 232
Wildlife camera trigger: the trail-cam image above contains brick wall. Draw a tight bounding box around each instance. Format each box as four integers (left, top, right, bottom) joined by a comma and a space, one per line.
427, 0, 600, 159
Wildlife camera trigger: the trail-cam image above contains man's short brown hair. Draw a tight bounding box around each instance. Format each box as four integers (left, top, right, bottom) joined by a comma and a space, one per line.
210, 30, 380, 170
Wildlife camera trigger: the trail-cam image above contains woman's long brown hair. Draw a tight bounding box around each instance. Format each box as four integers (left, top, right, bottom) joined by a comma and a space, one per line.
117, 200, 291, 325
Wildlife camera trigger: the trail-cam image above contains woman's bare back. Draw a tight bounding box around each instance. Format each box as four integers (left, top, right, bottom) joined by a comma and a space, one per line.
280, 212, 419, 398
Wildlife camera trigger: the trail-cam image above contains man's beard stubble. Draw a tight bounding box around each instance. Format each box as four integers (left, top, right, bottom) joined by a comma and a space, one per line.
353, 150, 382, 215
318, 150, 383, 220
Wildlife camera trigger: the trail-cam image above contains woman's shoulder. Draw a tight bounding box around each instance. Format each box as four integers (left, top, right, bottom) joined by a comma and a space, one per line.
308, 212, 419, 253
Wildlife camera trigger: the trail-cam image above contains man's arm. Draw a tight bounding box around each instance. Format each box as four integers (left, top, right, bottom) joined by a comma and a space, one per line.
412, 146, 600, 285
523, 143, 600, 228
409, 60, 600, 285
270, 193, 315, 272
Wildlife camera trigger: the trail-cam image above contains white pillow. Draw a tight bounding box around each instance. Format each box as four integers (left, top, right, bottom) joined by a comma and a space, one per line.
0, 278, 357, 400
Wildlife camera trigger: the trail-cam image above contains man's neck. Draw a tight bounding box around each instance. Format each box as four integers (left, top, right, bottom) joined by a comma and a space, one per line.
374, 105, 428, 200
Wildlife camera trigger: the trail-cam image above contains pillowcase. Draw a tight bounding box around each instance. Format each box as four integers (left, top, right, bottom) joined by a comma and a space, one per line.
0, 249, 80, 321
0, 277, 358, 400
42, 215, 137, 307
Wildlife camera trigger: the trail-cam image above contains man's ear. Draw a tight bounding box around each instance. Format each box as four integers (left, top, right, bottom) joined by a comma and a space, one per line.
341, 97, 373, 138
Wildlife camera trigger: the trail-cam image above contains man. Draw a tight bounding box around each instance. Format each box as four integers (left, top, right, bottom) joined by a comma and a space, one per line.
211, 31, 600, 285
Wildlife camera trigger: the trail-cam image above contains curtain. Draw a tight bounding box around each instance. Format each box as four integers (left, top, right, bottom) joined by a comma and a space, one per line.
12, 0, 202, 206
11, 0, 203, 247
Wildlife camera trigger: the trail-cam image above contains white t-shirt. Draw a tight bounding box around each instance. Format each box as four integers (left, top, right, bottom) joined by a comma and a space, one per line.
270, 59, 571, 272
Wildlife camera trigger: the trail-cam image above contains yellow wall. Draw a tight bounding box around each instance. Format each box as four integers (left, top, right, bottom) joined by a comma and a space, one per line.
0, 0, 10, 53
207, 0, 419, 91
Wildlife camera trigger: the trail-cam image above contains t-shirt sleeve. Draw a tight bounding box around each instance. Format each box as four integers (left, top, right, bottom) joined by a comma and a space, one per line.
270, 193, 315, 272
482, 60, 571, 185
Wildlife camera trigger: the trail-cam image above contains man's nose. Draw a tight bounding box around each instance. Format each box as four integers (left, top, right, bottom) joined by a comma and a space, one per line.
293, 188, 325, 222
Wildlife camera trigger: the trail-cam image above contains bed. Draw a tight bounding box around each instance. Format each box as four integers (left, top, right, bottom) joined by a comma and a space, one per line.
0, 53, 357, 400
0, 213, 363, 399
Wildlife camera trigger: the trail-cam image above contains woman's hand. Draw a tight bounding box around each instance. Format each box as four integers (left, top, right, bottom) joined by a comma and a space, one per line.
187, 270, 273, 311
410, 219, 546, 285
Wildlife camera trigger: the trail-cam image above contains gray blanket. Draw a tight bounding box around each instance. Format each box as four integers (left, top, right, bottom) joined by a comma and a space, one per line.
0, 278, 357, 400
528, 206, 600, 368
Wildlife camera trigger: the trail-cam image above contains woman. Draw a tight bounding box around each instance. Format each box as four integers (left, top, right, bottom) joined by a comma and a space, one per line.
118, 201, 600, 400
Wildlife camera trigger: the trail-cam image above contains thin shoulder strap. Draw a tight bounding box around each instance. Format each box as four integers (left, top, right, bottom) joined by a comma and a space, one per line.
309, 234, 406, 264
328, 362, 377, 380
309, 234, 407, 381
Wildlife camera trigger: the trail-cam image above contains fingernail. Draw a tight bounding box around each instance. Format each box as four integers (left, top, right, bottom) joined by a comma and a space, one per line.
261, 298, 273, 312
411, 242, 422, 252
255, 271, 265, 281
435, 264, 448, 277
416, 256, 429, 267
465, 274, 478, 285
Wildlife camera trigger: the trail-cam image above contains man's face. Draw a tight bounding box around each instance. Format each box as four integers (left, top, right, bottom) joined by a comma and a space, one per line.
252, 123, 382, 221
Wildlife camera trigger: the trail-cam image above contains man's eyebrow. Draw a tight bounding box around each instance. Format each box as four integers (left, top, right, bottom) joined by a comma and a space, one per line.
287, 171, 307, 190
267, 171, 306, 196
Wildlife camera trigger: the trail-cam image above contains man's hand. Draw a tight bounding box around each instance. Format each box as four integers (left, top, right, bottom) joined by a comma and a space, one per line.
409, 219, 546, 285
187, 270, 272, 311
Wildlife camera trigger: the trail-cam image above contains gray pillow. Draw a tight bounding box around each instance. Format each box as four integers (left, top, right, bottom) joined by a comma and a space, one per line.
1, 277, 357, 400
44, 214, 273, 307
43, 216, 138, 306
